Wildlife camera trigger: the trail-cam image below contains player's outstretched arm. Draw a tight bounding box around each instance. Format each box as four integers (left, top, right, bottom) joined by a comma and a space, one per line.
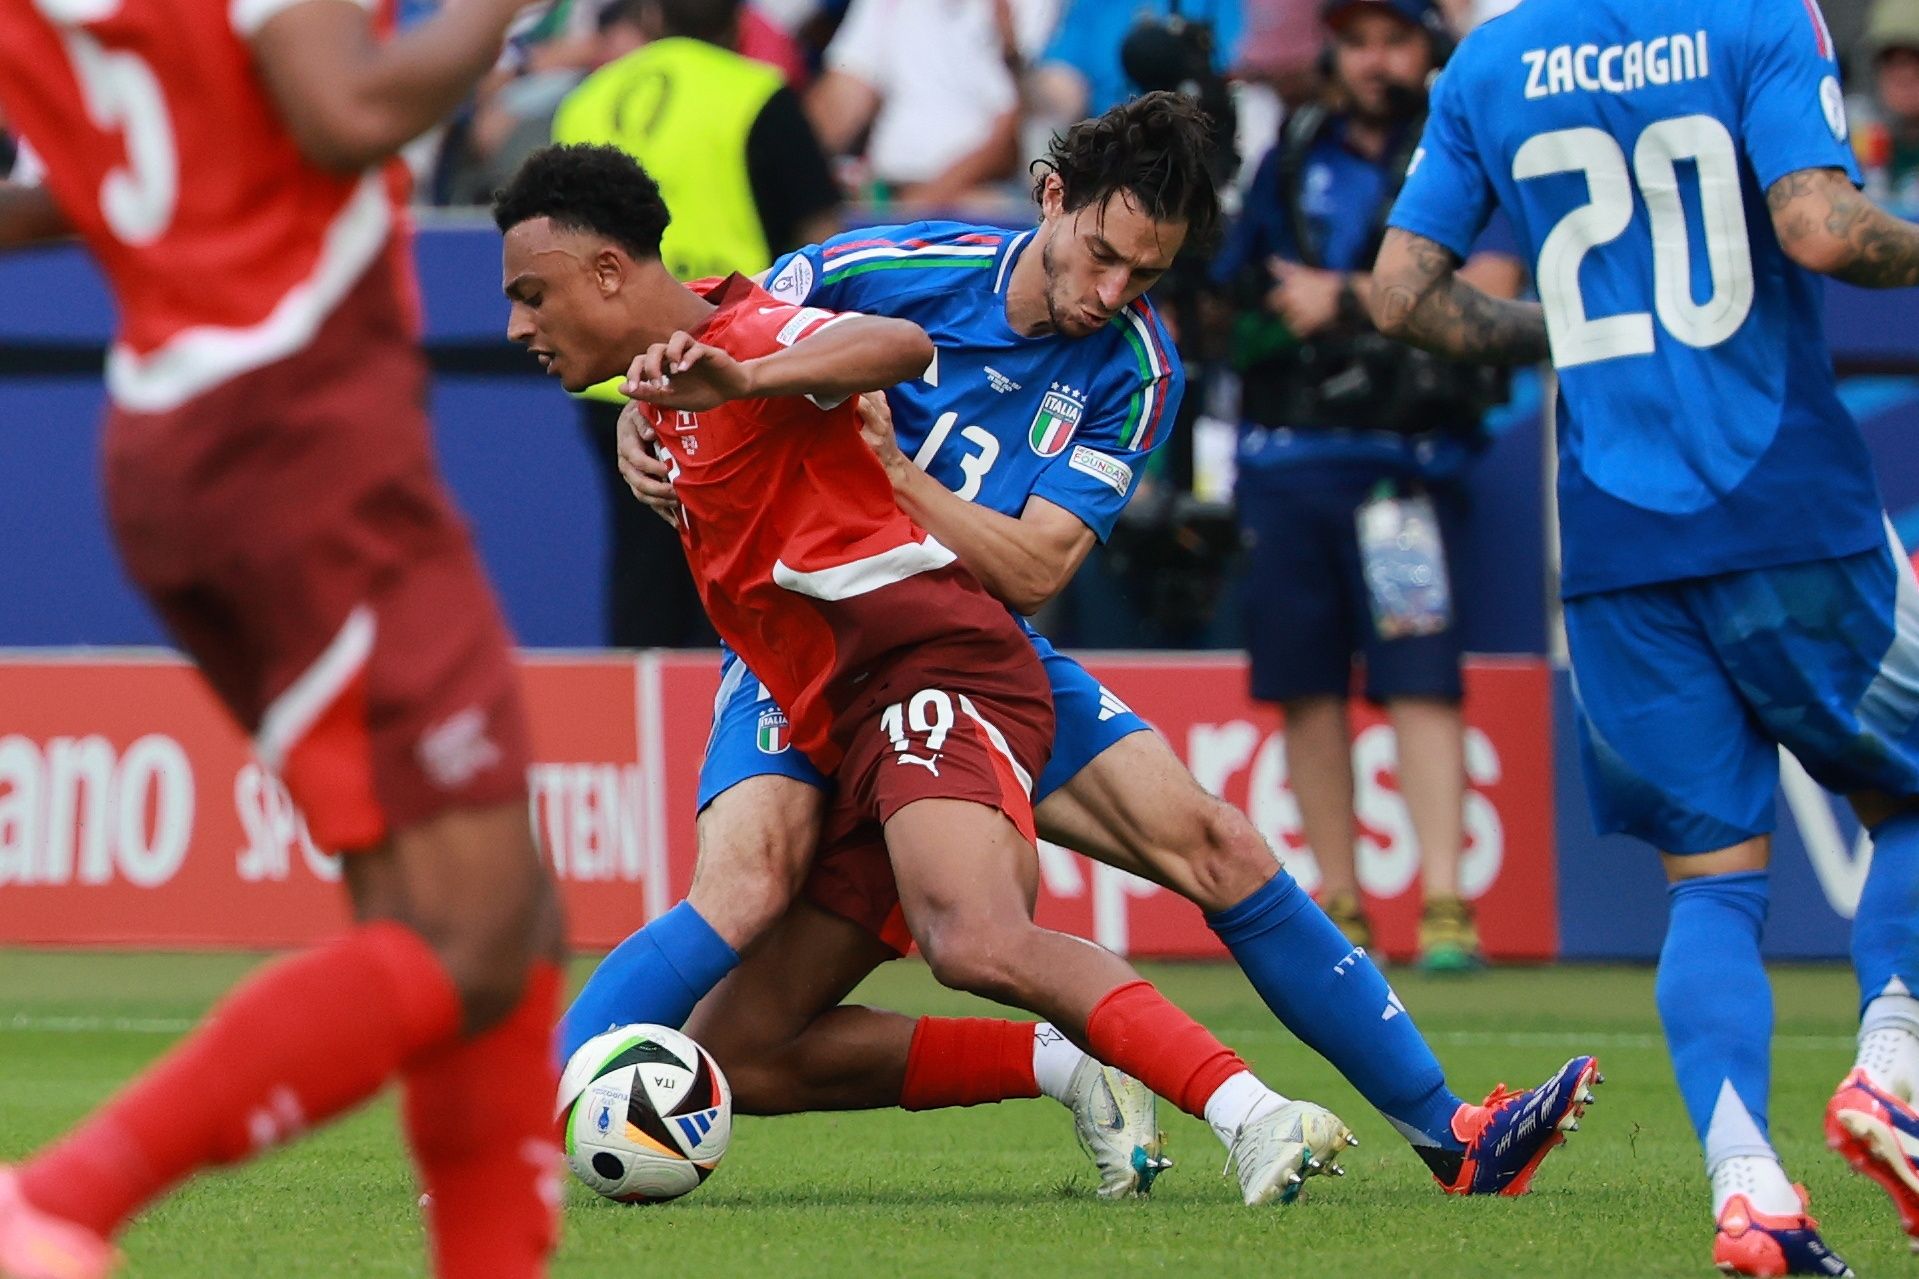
1370, 228, 1549, 365
0, 182, 68, 248
1768, 166, 1919, 288
737, 315, 934, 403
624, 317, 933, 412
248, 0, 531, 173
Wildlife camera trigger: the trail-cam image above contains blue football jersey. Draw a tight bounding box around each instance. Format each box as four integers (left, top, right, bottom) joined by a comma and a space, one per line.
763, 221, 1183, 543
1388, 0, 1884, 597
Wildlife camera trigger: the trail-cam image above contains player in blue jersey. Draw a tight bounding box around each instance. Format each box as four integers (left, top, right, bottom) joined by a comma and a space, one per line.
571, 91, 1599, 1202
1374, 0, 1919, 1269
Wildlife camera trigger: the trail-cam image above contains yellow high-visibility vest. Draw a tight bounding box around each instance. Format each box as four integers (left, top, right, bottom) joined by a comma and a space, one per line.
554, 36, 782, 402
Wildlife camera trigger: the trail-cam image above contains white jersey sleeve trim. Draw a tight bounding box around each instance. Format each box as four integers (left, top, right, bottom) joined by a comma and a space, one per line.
231, 0, 373, 39
772, 536, 957, 601
104, 170, 391, 413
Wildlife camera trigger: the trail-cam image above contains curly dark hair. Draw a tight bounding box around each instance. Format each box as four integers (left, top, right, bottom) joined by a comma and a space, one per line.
493, 143, 670, 260
1031, 91, 1221, 246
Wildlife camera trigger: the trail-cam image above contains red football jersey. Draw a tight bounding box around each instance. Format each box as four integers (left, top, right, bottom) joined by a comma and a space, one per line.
644, 275, 1027, 774
0, 0, 412, 413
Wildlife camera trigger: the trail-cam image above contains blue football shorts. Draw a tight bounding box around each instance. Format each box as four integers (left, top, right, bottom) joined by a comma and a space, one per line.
694, 628, 1152, 812
1565, 520, 1919, 854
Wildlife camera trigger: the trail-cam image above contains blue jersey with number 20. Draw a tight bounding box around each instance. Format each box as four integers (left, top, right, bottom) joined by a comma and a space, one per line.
1388, 0, 1882, 597
764, 221, 1182, 542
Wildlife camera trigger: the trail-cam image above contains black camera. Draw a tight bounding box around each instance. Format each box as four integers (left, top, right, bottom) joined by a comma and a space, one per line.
1119, 2, 1238, 189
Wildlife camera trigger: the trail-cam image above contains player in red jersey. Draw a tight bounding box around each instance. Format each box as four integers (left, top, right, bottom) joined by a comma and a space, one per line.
495, 142, 1358, 1204
0, 4, 564, 1278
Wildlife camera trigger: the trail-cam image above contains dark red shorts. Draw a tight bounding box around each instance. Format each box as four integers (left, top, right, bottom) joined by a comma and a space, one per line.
801, 633, 1054, 954
100, 249, 529, 852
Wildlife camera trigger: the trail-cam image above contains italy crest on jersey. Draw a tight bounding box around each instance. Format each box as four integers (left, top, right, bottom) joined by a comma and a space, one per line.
1028, 383, 1086, 457
756, 708, 790, 754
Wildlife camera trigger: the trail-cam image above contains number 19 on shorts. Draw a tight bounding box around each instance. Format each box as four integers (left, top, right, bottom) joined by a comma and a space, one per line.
880, 690, 954, 774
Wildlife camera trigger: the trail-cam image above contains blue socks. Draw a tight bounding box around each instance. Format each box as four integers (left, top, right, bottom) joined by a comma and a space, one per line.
556, 901, 739, 1064
1856, 810, 1919, 1013
1208, 872, 1465, 1151
1656, 871, 1775, 1158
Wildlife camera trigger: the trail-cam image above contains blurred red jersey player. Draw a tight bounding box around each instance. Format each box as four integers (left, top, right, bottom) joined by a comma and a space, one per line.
0, 2, 565, 1277
496, 143, 1356, 1203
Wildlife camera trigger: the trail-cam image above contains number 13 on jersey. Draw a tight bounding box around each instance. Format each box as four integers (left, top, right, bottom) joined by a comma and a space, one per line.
911, 410, 1001, 502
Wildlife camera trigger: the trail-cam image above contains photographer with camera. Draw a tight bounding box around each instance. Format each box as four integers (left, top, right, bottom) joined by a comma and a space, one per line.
1033, 0, 1242, 123
1214, 0, 1523, 972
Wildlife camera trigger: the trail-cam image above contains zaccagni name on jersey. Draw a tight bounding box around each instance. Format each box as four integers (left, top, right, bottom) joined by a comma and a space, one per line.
1522, 30, 1708, 100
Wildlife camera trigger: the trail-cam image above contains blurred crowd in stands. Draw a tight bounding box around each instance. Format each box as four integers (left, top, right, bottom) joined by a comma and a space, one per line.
0, 0, 1908, 234
405, 0, 1915, 222
421, 0, 1895, 218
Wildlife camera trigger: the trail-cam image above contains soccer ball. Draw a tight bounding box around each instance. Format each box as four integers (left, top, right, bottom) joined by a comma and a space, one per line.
557, 1024, 732, 1203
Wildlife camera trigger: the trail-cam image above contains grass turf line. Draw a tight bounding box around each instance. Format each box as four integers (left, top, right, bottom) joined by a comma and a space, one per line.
0, 953, 1902, 1277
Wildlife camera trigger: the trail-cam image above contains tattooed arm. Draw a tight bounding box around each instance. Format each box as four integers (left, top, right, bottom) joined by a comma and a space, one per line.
1767, 166, 1919, 287
1369, 227, 1550, 364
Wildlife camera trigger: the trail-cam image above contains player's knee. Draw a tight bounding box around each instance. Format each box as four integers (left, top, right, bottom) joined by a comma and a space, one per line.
1188, 800, 1281, 911
916, 919, 1034, 1004
689, 792, 820, 947
388, 808, 557, 1034
692, 1028, 775, 1106
686, 855, 798, 951
438, 873, 557, 1033
685, 1013, 817, 1115
709, 1041, 807, 1115
1136, 794, 1278, 914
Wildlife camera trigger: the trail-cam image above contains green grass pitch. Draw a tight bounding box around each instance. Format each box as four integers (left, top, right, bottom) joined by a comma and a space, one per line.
2, 952, 1908, 1277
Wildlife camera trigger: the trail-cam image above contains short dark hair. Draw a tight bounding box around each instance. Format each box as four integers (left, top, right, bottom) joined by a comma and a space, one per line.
655, 0, 741, 43
1031, 91, 1221, 246
492, 143, 670, 261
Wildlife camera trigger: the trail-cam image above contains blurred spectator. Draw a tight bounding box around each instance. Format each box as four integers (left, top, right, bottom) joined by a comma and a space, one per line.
1237, 0, 1322, 96
1458, 0, 1517, 26
736, 2, 813, 84
1031, 0, 1242, 124
807, 0, 1061, 209
1831, 0, 1875, 73
556, 0, 839, 276
439, 0, 806, 204
1858, 0, 1919, 217
553, 0, 842, 646
433, 0, 640, 203
1212, 0, 1522, 971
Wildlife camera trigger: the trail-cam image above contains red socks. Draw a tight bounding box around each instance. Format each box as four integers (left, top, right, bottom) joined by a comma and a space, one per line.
899, 1017, 1041, 1110
1084, 980, 1248, 1118
405, 961, 561, 1279
19, 922, 462, 1238
895, 993, 1247, 1121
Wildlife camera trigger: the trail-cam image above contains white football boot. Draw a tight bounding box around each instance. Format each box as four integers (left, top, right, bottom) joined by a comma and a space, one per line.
1061, 1058, 1172, 1198
1226, 1100, 1357, 1206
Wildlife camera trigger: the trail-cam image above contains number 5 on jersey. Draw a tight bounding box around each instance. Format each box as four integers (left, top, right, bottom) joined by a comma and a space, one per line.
36, 0, 178, 244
